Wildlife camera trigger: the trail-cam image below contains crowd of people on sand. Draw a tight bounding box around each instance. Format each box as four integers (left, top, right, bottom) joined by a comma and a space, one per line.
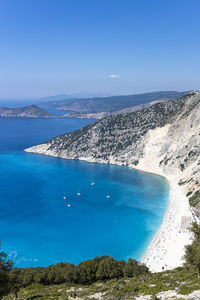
142, 181, 193, 272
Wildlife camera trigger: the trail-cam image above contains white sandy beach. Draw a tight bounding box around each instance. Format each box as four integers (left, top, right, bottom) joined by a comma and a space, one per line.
140, 177, 193, 272
129, 125, 195, 272
26, 144, 195, 273
25, 124, 196, 273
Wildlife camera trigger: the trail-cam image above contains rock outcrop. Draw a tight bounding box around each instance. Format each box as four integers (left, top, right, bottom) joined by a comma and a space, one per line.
25, 92, 200, 204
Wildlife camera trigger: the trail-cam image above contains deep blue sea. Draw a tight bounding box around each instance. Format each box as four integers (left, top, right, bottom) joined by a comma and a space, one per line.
0, 116, 169, 267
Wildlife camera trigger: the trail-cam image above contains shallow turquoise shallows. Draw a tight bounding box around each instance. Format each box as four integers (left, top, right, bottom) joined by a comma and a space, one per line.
0, 116, 169, 267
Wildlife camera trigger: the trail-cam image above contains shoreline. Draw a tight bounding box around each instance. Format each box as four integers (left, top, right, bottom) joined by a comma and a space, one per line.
74, 159, 194, 272
24, 149, 194, 272
140, 176, 193, 272
129, 158, 194, 272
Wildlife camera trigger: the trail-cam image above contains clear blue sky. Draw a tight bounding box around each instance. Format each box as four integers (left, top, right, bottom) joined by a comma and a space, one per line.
0, 0, 200, 99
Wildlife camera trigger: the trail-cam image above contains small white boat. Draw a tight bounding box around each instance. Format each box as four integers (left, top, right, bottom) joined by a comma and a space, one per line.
67, 203, 71, 207
106, 195, 111, 198
91, 182, 95, 186
77, 192, 81, 196
63, 196, 67, 200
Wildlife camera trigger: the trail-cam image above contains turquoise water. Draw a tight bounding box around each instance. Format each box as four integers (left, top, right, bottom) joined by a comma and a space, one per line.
0, 117, 169, 267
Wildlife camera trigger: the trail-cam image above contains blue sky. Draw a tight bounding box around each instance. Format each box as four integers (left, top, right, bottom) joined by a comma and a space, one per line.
0, 0, 200, 99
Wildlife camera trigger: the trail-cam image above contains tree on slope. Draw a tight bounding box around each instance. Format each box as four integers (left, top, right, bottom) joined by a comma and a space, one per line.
0, 244, 13, 299
123, 258, 149, 277
185, 222, 200, 277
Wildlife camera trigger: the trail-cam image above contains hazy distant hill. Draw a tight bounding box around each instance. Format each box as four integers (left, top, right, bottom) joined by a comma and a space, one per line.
40, 92, 111, 103
0, 105, 53, 117
63, 98, 169, 119
40, 94, 71, 102
41, 91, 188, 114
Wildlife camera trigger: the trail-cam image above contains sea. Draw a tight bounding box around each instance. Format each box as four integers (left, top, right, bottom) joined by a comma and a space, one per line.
0, 103, 169, 267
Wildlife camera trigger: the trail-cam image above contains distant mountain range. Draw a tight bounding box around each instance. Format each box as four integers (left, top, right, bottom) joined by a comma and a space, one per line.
0, 91, 190, 120
41, 91, 189, 117
62, 98, 169, 119
0, 105, 53, 117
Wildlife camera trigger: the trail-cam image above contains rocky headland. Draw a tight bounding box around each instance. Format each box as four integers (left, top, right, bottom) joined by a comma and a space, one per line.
0, 105, 53, 117
25, 91, 200, 271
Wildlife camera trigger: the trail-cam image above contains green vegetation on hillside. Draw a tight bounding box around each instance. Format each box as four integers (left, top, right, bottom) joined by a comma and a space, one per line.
185, 222, 200, 277
189, 190, 200, 207
0, 247, 13, 298
8, 256, 148, 287
43, 95, 189, 164
42, 91, 187, 113
2, 223, 200, 299
3, 265, 200, 299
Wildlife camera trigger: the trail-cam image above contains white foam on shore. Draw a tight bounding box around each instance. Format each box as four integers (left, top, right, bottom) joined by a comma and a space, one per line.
140, 177, 193, 272
131, 125, 194, 272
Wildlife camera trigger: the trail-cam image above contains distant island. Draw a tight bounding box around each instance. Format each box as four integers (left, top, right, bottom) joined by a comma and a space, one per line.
0, 105, 53, 118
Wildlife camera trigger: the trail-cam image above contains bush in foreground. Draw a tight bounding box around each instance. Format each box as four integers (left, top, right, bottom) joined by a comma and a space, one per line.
9, 255, 148, 288
0, 246, 13, 298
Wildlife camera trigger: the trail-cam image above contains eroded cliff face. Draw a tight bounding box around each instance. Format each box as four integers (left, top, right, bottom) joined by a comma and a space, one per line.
25, 92, 200, 202
135, 94, 200, 197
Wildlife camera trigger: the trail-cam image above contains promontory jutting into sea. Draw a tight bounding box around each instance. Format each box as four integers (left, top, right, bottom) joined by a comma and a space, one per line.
1, 89, 200, 298
0, 92, 171, 268
1, 1, 200, 297
24, 91, 200, 272
0, 90, 198, 271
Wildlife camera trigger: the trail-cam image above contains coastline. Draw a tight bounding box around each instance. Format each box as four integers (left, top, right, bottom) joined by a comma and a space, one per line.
129, 148, 194, 272
24, 92, 200, 273
140, 176, 193, 272
75, 159, 194, 272
25, 147, 194, 272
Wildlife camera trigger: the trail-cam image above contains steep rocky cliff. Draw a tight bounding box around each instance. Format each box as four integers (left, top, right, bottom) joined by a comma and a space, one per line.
25, 92, 200, 206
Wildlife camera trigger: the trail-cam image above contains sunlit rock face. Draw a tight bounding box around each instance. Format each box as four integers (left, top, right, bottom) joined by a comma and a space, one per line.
25, 92, 200, 200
